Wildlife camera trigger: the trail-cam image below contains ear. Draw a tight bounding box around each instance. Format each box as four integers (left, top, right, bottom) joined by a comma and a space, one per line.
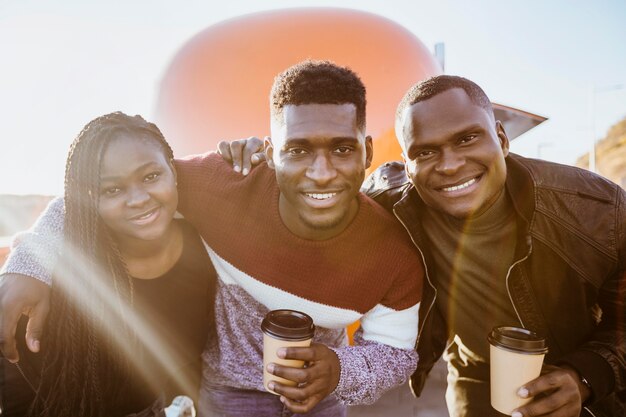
364, 135, 373, 169
264, 137, 276, 170
496, 121, 510, 157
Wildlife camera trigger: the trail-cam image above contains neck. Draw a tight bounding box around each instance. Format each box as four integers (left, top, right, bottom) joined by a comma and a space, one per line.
115, 222, 184, 279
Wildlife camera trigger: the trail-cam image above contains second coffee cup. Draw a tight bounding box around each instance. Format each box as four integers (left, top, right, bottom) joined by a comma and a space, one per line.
488, 326, 548, 415
262, 309, 315, 395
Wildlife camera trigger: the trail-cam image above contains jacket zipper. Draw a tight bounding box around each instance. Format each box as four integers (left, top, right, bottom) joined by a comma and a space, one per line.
393, 207, 437, 347
505, 235, 532, 328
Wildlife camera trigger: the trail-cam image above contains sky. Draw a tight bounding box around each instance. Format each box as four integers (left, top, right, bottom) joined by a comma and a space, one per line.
1, 0, 625, 196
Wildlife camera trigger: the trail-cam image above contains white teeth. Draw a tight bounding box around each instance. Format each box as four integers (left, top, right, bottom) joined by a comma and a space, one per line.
306, 193, 337, 200
135, 209, 156, 220
442, 178, 476, 192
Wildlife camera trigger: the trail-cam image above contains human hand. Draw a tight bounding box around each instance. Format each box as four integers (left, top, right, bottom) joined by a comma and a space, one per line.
512, 364, 590, 417
266, 343, 341, 413
0, 273, 50, 362
217, 136, 266, 176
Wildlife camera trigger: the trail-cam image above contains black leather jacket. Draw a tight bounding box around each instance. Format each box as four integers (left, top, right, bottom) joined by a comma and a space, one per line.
362, 153, 626, 416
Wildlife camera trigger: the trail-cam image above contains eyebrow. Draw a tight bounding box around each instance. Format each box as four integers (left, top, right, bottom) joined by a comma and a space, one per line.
406, 123, 486, 156
100, 161, 161, 182
283, 137, 359, 147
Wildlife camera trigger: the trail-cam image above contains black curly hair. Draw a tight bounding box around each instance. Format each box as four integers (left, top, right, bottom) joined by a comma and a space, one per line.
270, 60, 367, 130
396, 75, 493, 123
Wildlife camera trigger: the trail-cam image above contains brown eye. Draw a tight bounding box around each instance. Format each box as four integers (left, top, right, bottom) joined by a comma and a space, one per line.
288, 148, 307, 156
459, 134, 477, 144
103, 187, 121, 196
334, 146, 353, 154
144, 172, 160, 182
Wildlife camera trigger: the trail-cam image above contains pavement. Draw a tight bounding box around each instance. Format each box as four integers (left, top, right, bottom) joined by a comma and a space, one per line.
348, 358, 449, 417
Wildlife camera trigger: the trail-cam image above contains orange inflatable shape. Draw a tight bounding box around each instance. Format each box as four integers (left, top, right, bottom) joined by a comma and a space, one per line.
155, 7, 442, 170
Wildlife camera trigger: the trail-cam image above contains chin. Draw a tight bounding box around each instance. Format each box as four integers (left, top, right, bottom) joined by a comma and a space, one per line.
303, 213, 346, 232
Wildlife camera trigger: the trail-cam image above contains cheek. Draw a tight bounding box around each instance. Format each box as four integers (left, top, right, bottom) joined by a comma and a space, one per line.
97, 200, 121, 227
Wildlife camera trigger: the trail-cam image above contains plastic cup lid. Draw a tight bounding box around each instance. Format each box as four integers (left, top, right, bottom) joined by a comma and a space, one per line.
261, 309, 315, 341
488, 326, 548, 354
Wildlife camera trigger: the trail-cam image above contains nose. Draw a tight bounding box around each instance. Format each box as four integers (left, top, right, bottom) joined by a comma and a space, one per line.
306, 152, 338, 185
435, 148, 464, 176
126, 185, 150, 207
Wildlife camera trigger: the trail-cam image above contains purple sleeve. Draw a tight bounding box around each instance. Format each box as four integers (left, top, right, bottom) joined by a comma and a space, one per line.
330, 328, 418, 405
0, 197, 65, 285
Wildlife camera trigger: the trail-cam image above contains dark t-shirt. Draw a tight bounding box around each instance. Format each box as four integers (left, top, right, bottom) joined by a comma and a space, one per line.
1, 219, 216, 416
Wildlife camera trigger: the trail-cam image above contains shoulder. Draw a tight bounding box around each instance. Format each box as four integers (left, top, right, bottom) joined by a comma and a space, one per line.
509, 153, 623, 203
361, 161, 412, 212
509, 154, 626, 278
175, 152, 275, 193
357, 193, 423, 267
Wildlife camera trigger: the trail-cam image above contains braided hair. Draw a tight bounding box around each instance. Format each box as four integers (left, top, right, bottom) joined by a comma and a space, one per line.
29, 112, 174, 417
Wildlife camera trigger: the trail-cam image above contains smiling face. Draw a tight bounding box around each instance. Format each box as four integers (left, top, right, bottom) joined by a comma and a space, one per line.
400, 88, 509, 219
97, 135, 178, 246
267, 103, 373, 240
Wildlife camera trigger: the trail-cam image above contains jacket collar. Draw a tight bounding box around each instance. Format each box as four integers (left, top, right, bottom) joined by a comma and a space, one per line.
394, 153, 537, 229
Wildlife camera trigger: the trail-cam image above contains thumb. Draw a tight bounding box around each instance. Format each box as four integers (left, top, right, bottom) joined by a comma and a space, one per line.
25, 301, 50, 353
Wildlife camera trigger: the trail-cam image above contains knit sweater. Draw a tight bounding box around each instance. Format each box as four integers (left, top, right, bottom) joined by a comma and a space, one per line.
175, 153, 424, 404
2, 153, 424, 405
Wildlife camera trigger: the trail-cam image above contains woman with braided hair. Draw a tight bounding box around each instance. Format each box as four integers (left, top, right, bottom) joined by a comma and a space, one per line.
2, 112, 216, 416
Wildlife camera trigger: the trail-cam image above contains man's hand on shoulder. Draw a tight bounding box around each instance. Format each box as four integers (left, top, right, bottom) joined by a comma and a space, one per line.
217, 137, 266, 176
0, 273, 51, 362
512, 364, 590, 417
266, 343, 341, 413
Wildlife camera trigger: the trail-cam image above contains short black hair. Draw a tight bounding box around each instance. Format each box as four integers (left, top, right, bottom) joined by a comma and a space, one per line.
271, 60, 366, 130
396, 75, 493, 123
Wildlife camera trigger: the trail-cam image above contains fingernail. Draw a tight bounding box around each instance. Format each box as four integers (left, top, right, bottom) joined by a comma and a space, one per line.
277, 348, 287, 358
251, 155, 259, 163
32, 340, 40, 352
279, 396, 286, 404
268, 381, 275, 391
512, 412, 523, 417
518, 387, 529, 398
267, 363, 275, 374
234, 165, 241, 172
242, 168, 249, 176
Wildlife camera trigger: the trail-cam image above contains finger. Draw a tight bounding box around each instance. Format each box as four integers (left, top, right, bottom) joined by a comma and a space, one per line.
251, 152, 266, 166
229, 140, 246, 173
217, 141, 233, 163
278, 346, 318, 362
280, 394, 321, 414
0, 307, 22, 362
267, 362, 312, 385
240, 137, 258, 176
520, 372, 564, 398
25, 299, 50, 353
514, 372, 580, 417
270, 380, 317, 403
514, 400, 574, 417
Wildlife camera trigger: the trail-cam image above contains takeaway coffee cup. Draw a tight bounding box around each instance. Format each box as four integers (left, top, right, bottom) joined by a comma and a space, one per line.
488, 326, 548, 415
261, 309, 315, 395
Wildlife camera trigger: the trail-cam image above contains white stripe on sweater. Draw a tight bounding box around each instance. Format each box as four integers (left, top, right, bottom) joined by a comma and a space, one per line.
203, 241, 419, 349
361, 303, 419, 350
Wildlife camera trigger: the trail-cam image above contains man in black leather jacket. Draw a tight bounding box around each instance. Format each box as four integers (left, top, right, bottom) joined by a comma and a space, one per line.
362, 75, 625, 417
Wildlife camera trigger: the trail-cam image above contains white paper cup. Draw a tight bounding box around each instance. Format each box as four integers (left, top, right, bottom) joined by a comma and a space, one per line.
488, 326, 548, 415
261, 310, 315, 395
